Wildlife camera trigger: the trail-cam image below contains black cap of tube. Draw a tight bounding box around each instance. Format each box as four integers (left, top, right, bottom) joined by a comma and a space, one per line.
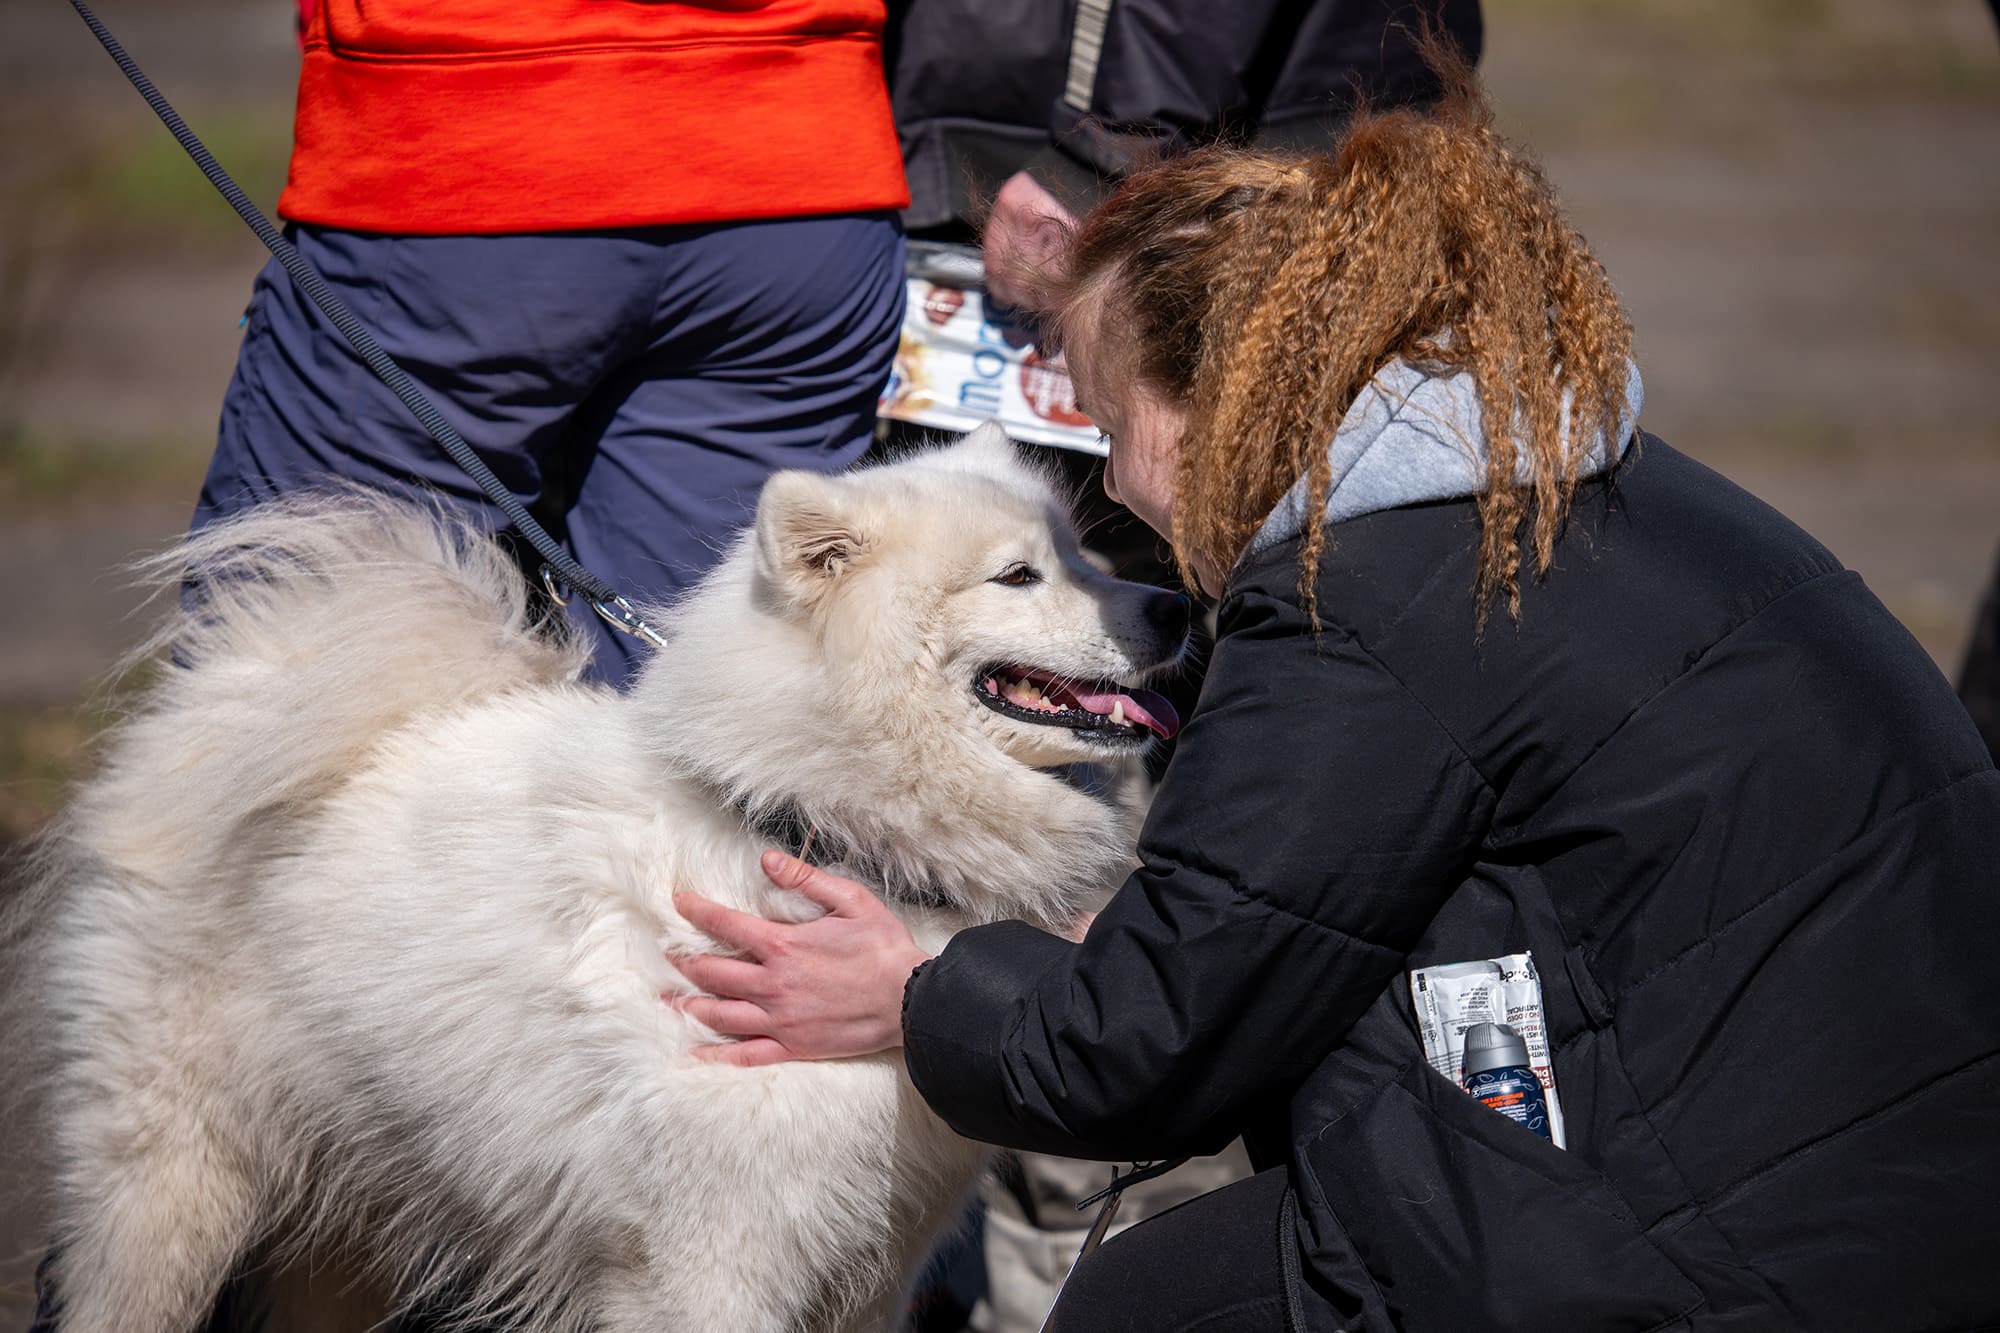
1462, 1022, 1532, 1077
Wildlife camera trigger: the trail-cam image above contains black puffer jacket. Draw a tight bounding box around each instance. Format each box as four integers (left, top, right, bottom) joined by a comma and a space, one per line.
904, 439, 2000, 1330
887, 0, 1484, 232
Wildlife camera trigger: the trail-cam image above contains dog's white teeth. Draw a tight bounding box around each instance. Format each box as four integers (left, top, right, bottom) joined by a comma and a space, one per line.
1002, 676, 1047, 708
1110, 700, 1126, 727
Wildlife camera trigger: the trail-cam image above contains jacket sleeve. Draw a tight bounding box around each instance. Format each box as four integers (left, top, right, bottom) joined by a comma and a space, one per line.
903, 588, 1496, 1160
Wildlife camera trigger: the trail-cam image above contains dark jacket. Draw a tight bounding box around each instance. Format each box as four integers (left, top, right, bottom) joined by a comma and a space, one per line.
1960, 545, 2000, 759
887, 0, 1484, 233
905, 439, 2000, 1331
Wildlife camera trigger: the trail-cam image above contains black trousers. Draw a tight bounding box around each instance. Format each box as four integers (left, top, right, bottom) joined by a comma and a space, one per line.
1044, 1167, 1293, 1333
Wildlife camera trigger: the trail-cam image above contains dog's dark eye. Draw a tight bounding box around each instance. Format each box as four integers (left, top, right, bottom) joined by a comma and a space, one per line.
990, 563, 1042, 588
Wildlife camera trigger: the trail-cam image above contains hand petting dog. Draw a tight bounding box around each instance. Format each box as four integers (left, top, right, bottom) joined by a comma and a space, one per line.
670, 852, 932, 1066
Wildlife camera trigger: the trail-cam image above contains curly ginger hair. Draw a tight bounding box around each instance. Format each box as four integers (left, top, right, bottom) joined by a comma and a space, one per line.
1044, 69, 1635, 622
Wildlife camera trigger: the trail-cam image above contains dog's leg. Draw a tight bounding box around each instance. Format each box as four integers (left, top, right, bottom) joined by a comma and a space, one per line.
591, 1255, 801, 1333
42, 1015, 280, 1333
45, 1110, 268, 1333
581, 1185, 842, 1333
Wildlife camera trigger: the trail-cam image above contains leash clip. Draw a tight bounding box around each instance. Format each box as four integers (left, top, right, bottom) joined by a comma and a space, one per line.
541, 566, 666, 650
592, 594, 669, 650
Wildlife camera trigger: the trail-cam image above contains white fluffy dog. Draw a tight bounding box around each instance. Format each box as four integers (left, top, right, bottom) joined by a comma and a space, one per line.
8, 427, 1188, 1333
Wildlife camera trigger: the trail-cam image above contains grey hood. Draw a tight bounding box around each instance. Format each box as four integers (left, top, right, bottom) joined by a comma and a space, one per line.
1245, 357, 1645, 560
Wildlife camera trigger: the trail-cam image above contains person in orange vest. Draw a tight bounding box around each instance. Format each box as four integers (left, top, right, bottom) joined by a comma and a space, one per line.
190, 0, 911, 689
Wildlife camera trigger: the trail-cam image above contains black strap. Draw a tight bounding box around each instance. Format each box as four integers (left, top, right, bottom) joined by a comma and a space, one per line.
67, 0, 661, 644
1072, 1157, 1189, 1214
733, 798, 957, 912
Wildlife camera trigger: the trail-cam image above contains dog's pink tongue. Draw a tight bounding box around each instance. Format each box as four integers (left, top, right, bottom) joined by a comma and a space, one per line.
1071, 686, 1181, 739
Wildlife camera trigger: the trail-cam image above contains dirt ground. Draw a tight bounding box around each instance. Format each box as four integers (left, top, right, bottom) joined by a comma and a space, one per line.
2, 0, 1996, 1321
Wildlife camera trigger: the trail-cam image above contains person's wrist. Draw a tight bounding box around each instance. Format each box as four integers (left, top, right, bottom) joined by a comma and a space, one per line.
876, 944, 931, 1051
892, 940, 928, 1040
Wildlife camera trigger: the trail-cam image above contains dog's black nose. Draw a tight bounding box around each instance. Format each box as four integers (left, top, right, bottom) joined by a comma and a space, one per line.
1145, 590, 1193, 639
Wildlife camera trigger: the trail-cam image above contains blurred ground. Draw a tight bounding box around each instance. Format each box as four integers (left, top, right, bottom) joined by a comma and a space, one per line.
2, 0, 1997, 1321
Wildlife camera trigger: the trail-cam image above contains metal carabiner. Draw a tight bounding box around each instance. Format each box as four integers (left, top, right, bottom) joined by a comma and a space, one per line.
591, 594, 668, 651
539, 565, 570, 608
544, 567, 665, 651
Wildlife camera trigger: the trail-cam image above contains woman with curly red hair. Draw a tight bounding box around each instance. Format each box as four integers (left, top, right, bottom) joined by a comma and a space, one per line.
674, 71, 2000, 1331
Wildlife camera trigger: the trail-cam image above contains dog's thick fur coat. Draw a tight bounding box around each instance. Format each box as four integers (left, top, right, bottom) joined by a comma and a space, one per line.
8, 429, 1185, 1332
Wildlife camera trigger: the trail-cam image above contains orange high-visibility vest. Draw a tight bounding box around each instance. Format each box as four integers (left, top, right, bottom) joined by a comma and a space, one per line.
280, 1, 909, 234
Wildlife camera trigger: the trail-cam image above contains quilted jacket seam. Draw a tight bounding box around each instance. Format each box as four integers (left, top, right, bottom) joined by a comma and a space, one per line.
1486, 565, 1850, 848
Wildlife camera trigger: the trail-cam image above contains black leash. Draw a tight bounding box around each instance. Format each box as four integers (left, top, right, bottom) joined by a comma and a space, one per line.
66, 0, 665, 649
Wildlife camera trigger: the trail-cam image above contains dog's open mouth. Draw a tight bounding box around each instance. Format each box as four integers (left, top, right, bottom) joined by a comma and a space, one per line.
975, 665, 1181, 741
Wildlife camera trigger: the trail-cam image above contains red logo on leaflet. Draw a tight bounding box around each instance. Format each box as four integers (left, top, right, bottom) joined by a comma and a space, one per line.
1018, 350, 1093, 427
922, 285, 966, 326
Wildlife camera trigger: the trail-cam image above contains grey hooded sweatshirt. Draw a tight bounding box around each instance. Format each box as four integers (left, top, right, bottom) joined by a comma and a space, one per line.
1246, 357, 1646, 560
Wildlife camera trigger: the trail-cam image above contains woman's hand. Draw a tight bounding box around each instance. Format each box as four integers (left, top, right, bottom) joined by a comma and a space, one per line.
982, 170, 1077, 310
668, 851, 931, 1067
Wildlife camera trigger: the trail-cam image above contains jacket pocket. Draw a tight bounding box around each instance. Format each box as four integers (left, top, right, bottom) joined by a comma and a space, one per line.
1299, 1062, 1703, 1333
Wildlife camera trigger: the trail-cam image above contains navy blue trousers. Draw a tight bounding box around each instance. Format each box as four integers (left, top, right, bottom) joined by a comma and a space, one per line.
197, 214, 904, 686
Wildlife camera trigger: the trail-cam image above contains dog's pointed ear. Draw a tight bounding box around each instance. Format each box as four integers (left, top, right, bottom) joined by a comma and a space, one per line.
947, 421, 1020, 474
754, 470, 872, 607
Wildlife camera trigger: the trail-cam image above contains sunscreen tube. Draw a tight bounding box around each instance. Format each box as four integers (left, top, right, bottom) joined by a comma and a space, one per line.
1461, 1022, 1553, 1141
